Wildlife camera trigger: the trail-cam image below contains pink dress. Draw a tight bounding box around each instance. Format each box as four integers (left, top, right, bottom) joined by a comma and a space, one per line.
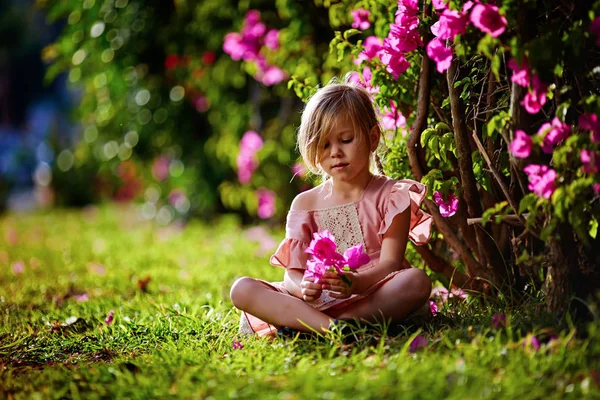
239, 175, 433, 336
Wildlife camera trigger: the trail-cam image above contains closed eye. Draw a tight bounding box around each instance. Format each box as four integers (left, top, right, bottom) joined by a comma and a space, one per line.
341, 138, 353, 144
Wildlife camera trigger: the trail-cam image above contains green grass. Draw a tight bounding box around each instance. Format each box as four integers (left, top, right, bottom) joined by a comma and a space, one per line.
0, 206, 598, 399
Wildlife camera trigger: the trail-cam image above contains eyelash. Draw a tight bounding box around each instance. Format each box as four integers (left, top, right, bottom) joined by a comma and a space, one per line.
323, 138, 353, 149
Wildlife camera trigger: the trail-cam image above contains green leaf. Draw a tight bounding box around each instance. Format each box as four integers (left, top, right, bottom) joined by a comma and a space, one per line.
590, 218, 598, 239
519, 193, 538, 214
420, 128, 436, 147
343, 29, 361, 40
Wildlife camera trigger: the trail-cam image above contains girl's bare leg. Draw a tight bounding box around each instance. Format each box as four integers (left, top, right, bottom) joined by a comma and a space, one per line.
327, 268, 431, 323
230, 277, 332, 333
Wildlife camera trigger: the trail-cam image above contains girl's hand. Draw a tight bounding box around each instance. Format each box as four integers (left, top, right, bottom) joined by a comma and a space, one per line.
300, 276, 323, 302
319, 270, 358, 299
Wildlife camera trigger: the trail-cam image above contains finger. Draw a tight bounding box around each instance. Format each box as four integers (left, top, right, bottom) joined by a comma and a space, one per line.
301, 281, 321, 290
329, 291, 351, 299
318, 278, 342, 286
324, 284, 348, 293
302, 288, 321, 297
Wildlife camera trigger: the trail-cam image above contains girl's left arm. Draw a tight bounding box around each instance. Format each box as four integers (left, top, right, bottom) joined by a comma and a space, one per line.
352, 206, 411, 294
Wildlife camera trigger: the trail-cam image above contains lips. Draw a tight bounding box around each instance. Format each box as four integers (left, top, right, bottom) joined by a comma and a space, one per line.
332, 163, 349, 169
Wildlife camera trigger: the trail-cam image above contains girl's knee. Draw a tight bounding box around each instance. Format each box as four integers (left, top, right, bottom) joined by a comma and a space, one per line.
405, 268, 432, 302
230, 277, 256, 310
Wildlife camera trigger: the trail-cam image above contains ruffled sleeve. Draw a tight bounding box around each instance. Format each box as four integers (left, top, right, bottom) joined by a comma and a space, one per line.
269, 210, 316, 270
378, 179, 433, 246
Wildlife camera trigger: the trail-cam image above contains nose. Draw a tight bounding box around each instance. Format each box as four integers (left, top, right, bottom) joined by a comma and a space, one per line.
330, 142, 343, 157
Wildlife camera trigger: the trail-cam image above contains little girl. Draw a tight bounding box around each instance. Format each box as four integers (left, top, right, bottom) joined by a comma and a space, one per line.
230, 78, 433, 337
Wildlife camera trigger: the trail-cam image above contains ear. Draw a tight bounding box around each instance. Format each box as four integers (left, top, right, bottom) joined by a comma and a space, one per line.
369, 125, 381, 151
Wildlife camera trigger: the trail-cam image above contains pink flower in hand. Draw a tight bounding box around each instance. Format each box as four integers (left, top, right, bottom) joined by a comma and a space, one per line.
351, 9, 371, 30
343, 244, 370, 270
580, 149, 599, 174
509, 130, 532, 158
523, 164, 557, 199
433, 191, 459, 217
579, 113, 600, 143
470, 3, 507, 38
306, 230, 339, 261
590, 17, 600, 46
305, 259, 329, 283
508, 58, 531, 87
426, 38, 453, 73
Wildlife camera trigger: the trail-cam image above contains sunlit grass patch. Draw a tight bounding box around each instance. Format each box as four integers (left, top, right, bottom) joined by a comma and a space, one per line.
0, 206, 598, 398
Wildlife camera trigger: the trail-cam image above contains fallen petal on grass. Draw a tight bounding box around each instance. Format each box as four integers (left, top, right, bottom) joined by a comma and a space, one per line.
105, 310, 115, 325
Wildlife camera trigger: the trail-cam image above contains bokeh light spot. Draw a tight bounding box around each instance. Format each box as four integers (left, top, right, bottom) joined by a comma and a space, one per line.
169, 86, 185, 102
103, 141, 119, 159
135, 89, 150, 106
169, 160, 184, 177
124, 130, 138, 148
57, 150, 74, 172
34, 162, 52, 186
90, 22, 105, 38
84, 126, 98, 143
72, 49, 87, 66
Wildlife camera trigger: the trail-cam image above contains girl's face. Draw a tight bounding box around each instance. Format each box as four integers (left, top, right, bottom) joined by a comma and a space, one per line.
317, 114, 377, 182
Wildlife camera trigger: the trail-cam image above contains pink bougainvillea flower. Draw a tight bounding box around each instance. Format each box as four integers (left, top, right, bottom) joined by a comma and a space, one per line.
240, 131, 263, 153
259, 65, 286, 86
521, 76, 548, 114
232, 340, 244, 350
523, 164, 557, 199
264, 29, 280, 51
431, 9, 468, 41
507, 58, 531, 87
409, 335, 428, 353
152, 156, 170, 181
386, 25, 422, 53
426, 38, 453, 73
343, 244, 371, 270
429, 300, 438, 316
590, 17, 600, 46
538, 117, 571, 154
292, 162, 307, 178
351, 8, 371, 30
509, 129, 533, 158
470, 3, 507, 38
105, 309, 115, 325
349, 67, 379, 94
11, 261, 24, 275
304, 259, 329, 283
354, 36, 384, 65
433, 191, 459, 217
579, 113, 600, 143
380, 50, 411, 80
381, 101, 407, 131
223, 32, 246, 61
256, 188, 276, 219
594, 183, 600, 194
432, 0, 448, 11
306, 230, 339, 261
580, 149, 599, 174
76, 293, 89, 303
522, 335, 540, 351
491, 313, 506, 329
236, 152, 258, 184
395, 0, 419, 30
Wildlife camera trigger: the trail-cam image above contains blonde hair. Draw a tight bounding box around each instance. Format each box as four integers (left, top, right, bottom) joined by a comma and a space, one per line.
297, 75, 382, 177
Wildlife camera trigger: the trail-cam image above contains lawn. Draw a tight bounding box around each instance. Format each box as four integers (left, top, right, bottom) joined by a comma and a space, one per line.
0, 206, 598, 399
